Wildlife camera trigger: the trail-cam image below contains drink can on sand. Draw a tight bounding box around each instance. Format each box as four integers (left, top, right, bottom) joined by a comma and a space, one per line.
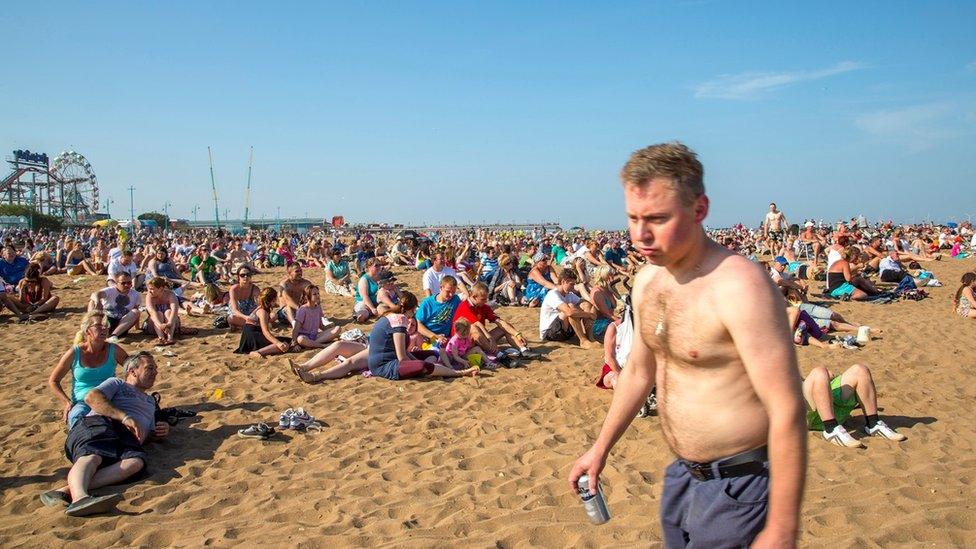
857, 326, 871, 344
577, 474, 611, 525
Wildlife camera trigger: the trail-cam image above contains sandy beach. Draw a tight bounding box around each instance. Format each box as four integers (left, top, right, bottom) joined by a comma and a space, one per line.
1, 258, 975, 547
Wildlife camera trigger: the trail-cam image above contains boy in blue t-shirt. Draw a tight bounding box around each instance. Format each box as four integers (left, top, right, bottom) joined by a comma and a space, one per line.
415, 276, 462, 346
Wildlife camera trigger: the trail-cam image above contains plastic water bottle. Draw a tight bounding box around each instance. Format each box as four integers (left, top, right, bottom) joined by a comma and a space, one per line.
577, 474, 611, 525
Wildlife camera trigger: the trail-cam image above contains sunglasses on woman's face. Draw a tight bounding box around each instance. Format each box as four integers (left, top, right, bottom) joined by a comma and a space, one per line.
238, 273, 251, 278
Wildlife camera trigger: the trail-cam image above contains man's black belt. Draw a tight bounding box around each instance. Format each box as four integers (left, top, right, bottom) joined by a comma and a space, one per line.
679, 445, 768, 481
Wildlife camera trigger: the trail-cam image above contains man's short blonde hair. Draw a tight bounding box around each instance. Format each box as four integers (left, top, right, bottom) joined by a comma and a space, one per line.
621, 142, 704, 206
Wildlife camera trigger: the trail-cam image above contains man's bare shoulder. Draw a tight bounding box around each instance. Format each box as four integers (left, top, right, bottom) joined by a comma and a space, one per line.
631, 262, 665, 295
709, 252, 777, 296
708, 253, 784, 321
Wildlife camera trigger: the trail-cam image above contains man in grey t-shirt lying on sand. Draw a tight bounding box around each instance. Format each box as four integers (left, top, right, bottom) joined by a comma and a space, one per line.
41, 352, 171, 517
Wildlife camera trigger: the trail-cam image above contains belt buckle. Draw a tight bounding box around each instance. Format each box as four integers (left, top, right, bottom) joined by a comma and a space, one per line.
684, 461, 711, 481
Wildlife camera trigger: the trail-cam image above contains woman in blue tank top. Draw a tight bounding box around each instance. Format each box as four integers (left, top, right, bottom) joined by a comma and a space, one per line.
48, 312, 129, 428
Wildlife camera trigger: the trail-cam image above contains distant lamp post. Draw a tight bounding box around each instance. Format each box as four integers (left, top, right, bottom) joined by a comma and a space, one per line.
162, 201, 172, 232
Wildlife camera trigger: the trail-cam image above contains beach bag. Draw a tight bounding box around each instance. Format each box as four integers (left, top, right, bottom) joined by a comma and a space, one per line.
614, 295, 635, 367
212, 316, 229, 329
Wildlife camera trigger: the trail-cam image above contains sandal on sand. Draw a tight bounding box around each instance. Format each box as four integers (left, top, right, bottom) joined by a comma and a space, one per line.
288, 360, 312, 383
40, 490, 71, 507
65, 493, 122, 517
238, 423, 276, 439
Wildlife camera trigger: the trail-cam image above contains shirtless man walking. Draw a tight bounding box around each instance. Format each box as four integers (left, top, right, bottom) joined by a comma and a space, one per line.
569, 143, 807, 548
764, 202, 788, 239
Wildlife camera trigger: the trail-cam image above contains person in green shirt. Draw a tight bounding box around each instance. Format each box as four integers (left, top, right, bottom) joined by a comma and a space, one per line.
551, 238, 568, 267
189, 246, 219, 284
518, 244, 537, 271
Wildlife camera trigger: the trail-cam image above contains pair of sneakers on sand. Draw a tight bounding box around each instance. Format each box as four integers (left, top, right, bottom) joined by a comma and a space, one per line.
823, 420, 906, 449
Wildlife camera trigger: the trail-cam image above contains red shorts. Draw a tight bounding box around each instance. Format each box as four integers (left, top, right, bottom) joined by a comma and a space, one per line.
596, 364, 615, 389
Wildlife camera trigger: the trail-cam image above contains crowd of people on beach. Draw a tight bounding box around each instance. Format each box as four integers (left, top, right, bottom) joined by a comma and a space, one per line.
2, 206, 973, 517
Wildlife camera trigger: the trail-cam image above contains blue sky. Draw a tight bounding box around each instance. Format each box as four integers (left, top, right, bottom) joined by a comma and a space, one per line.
2, 1, 974, 228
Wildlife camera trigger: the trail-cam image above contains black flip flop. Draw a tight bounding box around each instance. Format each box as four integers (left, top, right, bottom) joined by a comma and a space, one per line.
40, 490, 70, 507
65, 493, 122, 517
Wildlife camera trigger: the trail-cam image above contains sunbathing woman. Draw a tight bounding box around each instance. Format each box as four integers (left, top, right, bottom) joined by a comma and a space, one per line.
235, 287, 293, 358
953, 273, 976, 319
889, 229, 937, 262
826, 248, 882, 301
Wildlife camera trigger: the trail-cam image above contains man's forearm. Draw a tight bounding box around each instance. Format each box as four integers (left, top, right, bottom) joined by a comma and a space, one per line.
593, 366, 654, 454
764, 407, 807, 535
417, 322, 436, 339
497, 319, 517, 336
569, 307, 597, 320
85, 390, 125, 421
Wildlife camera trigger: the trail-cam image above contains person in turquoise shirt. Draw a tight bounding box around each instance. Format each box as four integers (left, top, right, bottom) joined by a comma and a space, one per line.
48, 311, 130, 428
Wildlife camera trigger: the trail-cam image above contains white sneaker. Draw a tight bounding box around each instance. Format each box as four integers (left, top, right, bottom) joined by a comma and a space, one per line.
823, 425, 864, 448
863, 420, 906, 441
278, 408, 295, 429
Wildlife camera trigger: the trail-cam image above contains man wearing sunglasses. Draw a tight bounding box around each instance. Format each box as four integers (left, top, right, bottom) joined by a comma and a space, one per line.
89, 272, 141, 342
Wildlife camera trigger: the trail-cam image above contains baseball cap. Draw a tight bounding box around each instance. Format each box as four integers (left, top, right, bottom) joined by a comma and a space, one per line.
773, 256, 788, 265
804, 221, 814, 228
376, 270, 397, 283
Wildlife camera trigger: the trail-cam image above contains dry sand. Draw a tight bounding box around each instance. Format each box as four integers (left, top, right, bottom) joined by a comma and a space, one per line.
1, 258, 975, 547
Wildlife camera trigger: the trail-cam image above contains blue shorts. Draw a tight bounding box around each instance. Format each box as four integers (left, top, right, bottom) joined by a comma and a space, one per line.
829, 283, 855, 298
67, 402, 91, 429
661, 459, 769, 548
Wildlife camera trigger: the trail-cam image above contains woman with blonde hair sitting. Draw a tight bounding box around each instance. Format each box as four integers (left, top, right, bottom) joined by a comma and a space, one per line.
588, 265, 617, 342
48, 311, 129, 428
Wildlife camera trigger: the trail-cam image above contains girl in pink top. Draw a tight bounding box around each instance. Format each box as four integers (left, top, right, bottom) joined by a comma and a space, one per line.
292, 285, 340, 349
443, 318, 489, 369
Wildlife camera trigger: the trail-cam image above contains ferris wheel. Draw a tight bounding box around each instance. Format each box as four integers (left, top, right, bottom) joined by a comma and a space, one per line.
49, 150, 99, 220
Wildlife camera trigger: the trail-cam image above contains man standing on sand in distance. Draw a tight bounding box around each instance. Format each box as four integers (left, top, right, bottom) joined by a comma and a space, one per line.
569, 143, 807, 548
764, 202, 788, 240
